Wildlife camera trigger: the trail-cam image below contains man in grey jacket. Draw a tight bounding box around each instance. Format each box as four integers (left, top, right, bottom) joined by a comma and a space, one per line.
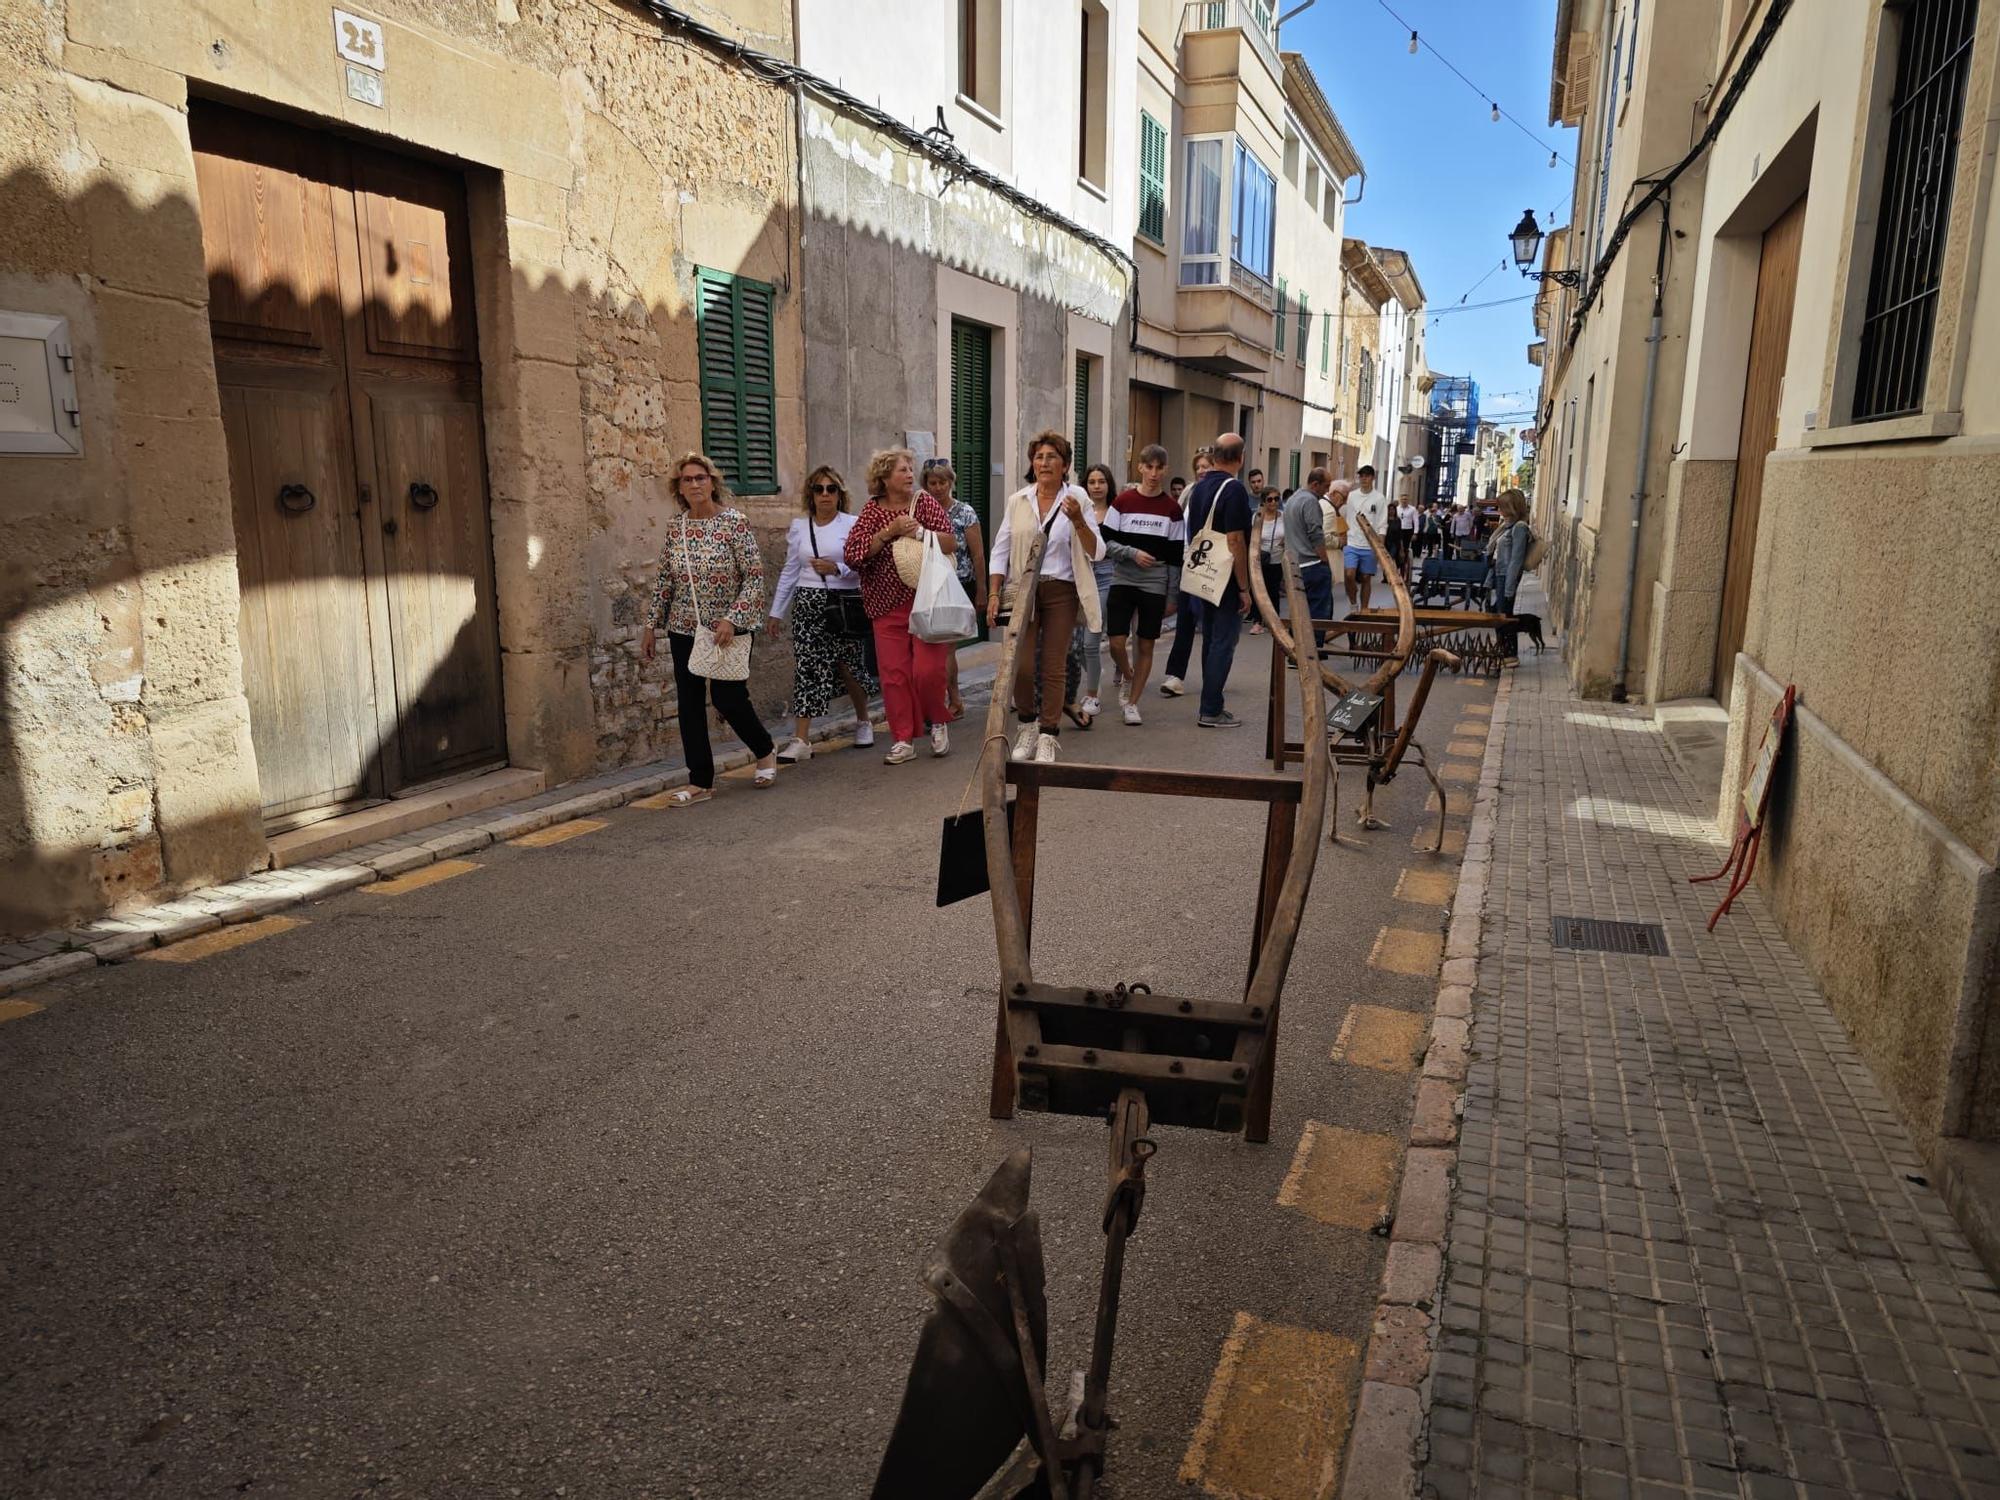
1281, 467, 1338, 645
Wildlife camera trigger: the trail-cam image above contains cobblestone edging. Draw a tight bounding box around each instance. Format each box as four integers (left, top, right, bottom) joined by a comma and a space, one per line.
1340, 669, 1514, 1499
0, 703, 914, 998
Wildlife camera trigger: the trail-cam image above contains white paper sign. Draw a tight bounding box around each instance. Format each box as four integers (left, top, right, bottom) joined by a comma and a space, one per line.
333, 9, 385, 71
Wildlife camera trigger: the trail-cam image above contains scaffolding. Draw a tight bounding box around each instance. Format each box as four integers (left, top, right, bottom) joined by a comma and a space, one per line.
1428, 376, 1479, 504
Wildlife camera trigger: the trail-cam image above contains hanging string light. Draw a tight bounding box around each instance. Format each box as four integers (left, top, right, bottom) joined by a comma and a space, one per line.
1491, 101, 1501, 122
1378, 0, 1576, 168
1408, 29, 1419, 53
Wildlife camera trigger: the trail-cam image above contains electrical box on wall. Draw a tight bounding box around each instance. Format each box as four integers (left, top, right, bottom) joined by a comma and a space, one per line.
0, 312, 82, 456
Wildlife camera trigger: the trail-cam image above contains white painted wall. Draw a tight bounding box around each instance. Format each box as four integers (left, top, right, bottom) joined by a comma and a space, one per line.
798, 0, 1138, 245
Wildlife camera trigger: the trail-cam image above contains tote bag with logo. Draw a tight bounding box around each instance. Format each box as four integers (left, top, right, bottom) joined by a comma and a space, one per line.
1179, 478, 1242, 606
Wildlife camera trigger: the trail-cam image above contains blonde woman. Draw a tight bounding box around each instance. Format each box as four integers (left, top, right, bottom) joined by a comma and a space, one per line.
844, 447, 957, 764
639, 453, 778, 806
986, 430, 1103, 764
1486, 488, 1534, 668
767, 465, 877, 762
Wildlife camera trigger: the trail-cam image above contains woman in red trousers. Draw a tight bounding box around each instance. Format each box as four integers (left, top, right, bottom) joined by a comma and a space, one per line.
845, 447, 957, 764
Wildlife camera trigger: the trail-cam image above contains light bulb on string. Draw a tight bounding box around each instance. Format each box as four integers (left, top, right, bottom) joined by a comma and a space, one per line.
1491, 102, 1501, 123
1408, 29, 1419, 53
1549, 151, 1558, 167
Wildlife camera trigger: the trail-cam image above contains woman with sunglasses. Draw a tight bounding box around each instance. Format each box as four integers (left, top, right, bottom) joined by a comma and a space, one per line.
767, 466, 877, 763
921, 458, 986, 719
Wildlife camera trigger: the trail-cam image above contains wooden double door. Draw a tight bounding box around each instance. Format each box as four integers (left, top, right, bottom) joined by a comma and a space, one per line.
192, 104, 505, 825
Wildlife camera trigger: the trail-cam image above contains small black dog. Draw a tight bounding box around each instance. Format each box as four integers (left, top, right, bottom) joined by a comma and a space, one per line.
1513, 612, 1546, 652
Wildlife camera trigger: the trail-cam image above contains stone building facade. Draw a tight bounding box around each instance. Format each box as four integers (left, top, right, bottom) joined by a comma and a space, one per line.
0, 0, 806, 937
1532, 0, 2000, 1200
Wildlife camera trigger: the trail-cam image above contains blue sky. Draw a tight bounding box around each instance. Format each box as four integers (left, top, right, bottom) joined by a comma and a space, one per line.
1285, 0, 1579, 436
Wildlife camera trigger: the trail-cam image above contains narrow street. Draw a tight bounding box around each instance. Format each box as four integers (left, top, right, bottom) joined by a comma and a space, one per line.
3, 644, 1495, 1498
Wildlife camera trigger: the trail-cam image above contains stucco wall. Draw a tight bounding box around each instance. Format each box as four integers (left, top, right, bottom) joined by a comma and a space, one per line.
0, 0, 804, 936
798, 99, 1131, 506
1721, 443, 2000, 1143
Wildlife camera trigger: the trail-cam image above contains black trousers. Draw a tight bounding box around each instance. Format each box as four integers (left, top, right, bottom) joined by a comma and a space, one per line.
669, 630, 775, 788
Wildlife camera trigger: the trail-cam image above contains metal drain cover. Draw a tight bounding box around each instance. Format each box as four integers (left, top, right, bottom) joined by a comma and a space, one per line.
1550, 916, 1670, 956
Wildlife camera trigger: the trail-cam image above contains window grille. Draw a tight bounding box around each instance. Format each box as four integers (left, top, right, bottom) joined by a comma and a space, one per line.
1853, 0, 1980, 422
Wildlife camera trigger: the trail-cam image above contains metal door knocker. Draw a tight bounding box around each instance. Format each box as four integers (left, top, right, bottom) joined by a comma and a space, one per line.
277, 483, 316, 513
408, 481, 440, 510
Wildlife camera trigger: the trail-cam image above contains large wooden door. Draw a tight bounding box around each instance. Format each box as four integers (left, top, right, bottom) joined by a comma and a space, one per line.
193, 105, 503, 822
1128, 384, 1162, 478
1714, 195, 1806, 705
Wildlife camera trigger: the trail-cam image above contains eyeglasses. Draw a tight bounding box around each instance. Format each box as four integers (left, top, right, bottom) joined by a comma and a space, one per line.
811, 482, 841, 494
681, 473, 712, 485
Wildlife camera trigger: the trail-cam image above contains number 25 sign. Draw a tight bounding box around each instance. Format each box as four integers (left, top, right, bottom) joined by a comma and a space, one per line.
333, 9, 385, 71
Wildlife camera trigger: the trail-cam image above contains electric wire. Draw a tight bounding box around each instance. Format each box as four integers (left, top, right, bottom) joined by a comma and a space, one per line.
1373, 0, 1575, 168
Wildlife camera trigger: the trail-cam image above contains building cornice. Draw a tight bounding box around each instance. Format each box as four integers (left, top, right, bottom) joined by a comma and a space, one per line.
1281, 51, 1365, 182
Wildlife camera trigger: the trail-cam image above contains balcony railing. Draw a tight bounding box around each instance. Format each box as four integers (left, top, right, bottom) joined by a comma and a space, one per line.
1179, 0, 1281, 82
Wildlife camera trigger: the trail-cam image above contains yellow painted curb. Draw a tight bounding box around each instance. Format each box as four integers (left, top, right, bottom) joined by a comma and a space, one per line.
1180, 1309, 1360, 1499
508, 819, 607, 848
365, 859, 482, 895
139, 915, 304, 964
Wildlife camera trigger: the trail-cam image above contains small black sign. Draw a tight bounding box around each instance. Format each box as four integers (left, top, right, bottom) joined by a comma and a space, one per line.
1329, 691, 1384, 736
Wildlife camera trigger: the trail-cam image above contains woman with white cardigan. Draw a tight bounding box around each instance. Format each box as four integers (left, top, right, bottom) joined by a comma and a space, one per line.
985, 429, 1104, 764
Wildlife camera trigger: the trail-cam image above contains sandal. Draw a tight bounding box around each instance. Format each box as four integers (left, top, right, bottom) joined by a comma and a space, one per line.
753, 763, 778, 787
667, 786, 712, 807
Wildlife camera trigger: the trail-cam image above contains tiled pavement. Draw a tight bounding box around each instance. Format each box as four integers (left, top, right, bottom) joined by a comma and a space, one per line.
1420, 640, 2000, 1497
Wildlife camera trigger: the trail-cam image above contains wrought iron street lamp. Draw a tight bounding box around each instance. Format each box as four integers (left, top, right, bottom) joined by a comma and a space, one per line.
1510, 209, 1582, 288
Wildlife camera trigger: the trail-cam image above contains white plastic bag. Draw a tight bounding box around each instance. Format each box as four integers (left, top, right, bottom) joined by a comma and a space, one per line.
910, 530, 978, 643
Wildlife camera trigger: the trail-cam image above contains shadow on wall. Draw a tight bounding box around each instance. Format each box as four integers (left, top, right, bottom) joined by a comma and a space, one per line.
0, 143, 795, 940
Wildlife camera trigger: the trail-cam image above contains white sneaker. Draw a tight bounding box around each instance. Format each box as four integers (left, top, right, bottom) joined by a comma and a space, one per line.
1012, 723, 1041, 761
1160, 676, 1185, 697
1122, 701, 1142, 726
883, 740, 916, 765
776, 737, 812, 763
1081, 695, 1101, 717
930, 723, 950, 757
854, 721, 876, 748
1034, 733, 1060, 764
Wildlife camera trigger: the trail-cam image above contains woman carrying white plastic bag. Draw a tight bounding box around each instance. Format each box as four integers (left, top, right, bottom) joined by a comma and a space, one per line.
910, 530, 979, 643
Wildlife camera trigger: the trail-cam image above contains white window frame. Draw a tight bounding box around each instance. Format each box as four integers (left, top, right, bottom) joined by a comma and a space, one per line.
1232, 139, 1277, 284
1180, 134, 1229, 287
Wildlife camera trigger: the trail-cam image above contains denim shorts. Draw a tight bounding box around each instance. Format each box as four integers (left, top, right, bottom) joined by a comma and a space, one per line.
1342, 545, 1378, 576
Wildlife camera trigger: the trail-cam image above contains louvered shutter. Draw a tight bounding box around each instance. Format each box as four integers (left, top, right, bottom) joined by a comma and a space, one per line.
1138, 113, 1167, 242
695, 267, 779, 494
950, 318, 994, 531
1296, 292, 1309, 367
1275, 276, 1287, 355
1073, 354, 1092, 470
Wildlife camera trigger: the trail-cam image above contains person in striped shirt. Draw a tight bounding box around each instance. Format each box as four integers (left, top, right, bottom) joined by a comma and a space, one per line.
1099, 444, 1186, 724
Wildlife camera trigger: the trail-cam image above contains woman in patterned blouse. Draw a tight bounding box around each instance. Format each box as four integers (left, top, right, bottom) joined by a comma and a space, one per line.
844, 447, 958, 764
640, 453, 778, 805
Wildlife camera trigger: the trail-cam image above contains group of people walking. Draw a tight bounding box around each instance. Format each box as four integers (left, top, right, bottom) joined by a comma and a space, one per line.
640, 436, 1535, 805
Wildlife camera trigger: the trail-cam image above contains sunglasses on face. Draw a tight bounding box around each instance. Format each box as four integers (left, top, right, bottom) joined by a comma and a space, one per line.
811, 482, 841, 494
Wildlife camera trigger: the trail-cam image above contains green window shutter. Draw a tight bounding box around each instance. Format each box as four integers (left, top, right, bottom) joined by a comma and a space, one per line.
1074, 354, 1092, 470
1289, 450, 1301, 489
1138, 112, 1167, 242
1275, 276, 1287, 355
1295, 292, 1308, 369
950, 318, 994, 532
695, 267, 779, 494
1320, 311, 1331, 376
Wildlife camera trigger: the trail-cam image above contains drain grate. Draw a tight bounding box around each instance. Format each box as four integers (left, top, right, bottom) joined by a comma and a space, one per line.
1550, 916, 1670, 956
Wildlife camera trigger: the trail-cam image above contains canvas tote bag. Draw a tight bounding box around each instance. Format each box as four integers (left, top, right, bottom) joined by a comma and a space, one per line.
1179, 476, 1244, 606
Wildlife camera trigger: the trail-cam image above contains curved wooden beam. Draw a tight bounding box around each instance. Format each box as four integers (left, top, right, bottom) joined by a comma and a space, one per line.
1246, 536, 1354, 698
1348, 516, 1415, 697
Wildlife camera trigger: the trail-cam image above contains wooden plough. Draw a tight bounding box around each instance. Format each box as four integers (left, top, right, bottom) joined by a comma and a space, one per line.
872, 536, 1330, 1499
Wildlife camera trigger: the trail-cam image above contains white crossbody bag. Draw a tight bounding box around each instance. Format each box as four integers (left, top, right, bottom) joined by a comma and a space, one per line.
1179, 476, 1246, 606
683, 516, 753, 681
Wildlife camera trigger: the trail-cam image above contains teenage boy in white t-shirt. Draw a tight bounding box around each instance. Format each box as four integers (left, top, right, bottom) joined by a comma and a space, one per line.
1341, 465, 1389, 610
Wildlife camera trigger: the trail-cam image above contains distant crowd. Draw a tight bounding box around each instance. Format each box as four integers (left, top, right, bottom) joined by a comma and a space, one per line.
640, 436, 1533, 806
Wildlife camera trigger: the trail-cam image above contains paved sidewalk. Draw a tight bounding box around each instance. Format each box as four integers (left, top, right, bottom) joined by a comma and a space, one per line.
1421, 635, 2000, 1496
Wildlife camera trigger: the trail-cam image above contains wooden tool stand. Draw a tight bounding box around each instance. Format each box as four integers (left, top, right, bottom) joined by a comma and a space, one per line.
979, 543, 1329, 1150
988, 762, 1301, 1142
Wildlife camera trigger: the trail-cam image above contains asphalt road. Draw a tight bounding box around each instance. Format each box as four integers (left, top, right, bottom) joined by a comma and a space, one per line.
1, 621, 1495, 1499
